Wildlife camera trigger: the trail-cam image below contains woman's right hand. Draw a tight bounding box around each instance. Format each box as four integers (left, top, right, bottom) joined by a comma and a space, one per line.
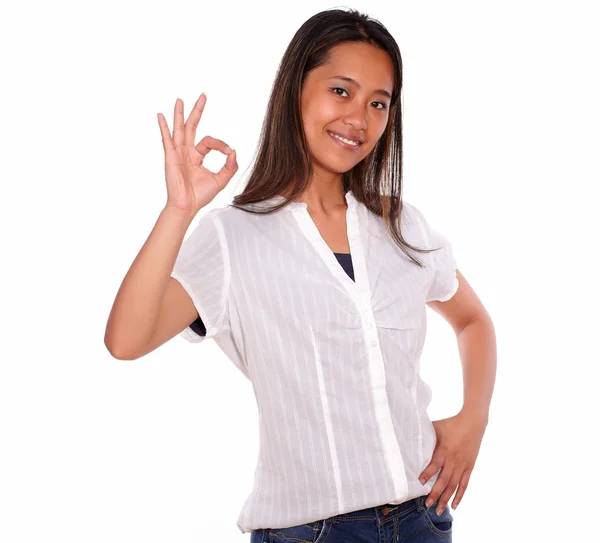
157, 93, 238, 217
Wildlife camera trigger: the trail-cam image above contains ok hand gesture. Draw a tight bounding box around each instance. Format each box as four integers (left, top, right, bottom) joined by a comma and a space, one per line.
157, 93, 238, 217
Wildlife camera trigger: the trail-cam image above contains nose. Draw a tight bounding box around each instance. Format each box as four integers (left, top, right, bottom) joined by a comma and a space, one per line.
343, 102, 368, 132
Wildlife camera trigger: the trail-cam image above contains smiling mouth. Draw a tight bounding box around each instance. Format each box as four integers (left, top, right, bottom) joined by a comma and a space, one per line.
327, 131, 363, 151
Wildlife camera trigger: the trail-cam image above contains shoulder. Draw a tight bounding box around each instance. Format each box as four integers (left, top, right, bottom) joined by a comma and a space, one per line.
190, 203, 230, 225
378, 196, 424, 223
194, 202, 243, 230
182, 205, 236, 250
369, 198, 430, 253
399, 200, 426, 226
198, 202, 285, 246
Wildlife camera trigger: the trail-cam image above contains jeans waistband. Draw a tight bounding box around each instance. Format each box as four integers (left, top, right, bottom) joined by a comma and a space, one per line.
330, 495, 432, 523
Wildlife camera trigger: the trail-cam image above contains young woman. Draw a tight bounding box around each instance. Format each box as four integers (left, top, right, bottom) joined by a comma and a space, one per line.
105, 7, 495, 543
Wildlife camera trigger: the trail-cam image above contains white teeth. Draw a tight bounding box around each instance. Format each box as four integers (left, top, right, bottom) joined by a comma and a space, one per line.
330, 132, 360, 146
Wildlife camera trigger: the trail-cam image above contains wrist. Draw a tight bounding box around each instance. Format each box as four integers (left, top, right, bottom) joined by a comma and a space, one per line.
161, 205, 197, 224
459, 406, 489, 426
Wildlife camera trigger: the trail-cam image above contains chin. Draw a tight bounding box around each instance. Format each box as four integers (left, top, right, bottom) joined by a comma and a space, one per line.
319, 151, 364, 170
320, 159, 356, 174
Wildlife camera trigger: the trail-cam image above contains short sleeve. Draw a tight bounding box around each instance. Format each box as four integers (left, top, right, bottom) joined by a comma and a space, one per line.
402, 201, 459, 303
170, 208, 230, 343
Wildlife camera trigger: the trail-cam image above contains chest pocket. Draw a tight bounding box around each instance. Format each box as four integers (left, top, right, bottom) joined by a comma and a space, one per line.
366, 232, 429, 357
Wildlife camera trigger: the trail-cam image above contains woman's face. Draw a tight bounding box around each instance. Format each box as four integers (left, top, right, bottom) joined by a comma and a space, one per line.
300, 41, 394, 177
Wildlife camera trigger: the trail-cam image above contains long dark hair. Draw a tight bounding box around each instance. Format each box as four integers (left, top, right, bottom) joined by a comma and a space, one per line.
230, 7, 439, 267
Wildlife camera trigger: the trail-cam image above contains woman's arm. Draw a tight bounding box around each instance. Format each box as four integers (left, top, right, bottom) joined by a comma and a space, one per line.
104, 206, 197, 359
426, 269, 497, 421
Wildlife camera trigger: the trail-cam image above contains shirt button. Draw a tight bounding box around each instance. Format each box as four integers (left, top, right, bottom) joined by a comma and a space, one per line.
371, 340, 377, 347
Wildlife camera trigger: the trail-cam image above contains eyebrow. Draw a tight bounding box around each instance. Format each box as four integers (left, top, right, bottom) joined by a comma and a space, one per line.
328, 75, 392, 100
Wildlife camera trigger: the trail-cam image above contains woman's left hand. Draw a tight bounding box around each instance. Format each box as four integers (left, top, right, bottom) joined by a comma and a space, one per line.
419, 410, 488, 515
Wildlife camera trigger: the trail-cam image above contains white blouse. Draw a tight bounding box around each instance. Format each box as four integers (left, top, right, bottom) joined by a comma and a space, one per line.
170, 190, 459, 534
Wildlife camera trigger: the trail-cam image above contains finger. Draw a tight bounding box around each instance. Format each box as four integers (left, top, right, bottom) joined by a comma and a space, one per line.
213, 149, 238, 187
419, 464, 436, 485
451, 468, 472, 510
436, 472, 461, 515
157, 113, 174, 153
195, 135, 233, 157
173, 98, 185, 148
185, 93, 207, 147
419, 450, 445, 485
424, 460, 453, 508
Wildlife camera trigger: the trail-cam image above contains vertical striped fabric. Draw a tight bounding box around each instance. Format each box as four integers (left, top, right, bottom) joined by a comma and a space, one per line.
170, 190, 459, 534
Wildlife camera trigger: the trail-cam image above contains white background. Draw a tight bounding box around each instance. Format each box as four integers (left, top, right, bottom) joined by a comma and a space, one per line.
1, 0, 598, 541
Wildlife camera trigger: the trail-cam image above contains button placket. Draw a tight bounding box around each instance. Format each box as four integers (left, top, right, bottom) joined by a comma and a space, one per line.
354, 296, 378, 346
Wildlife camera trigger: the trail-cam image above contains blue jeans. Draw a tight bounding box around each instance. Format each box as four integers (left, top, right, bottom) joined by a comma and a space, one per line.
250, 495, 453, 542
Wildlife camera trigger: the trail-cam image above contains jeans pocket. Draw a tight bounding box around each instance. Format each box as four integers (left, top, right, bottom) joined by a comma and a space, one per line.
421, 498, 453, 536
268, 519, 326, 543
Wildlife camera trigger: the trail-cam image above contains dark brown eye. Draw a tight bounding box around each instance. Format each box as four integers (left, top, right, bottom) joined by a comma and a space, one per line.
373, 102, 388, 110
332, 87, 388, 110
331, 86, 349, 97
